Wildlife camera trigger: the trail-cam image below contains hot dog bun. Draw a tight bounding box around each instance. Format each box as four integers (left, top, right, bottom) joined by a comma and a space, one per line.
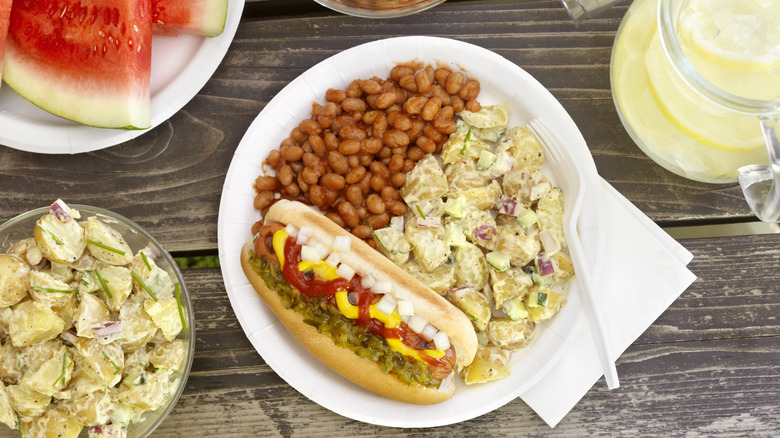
240, 200, 478, 404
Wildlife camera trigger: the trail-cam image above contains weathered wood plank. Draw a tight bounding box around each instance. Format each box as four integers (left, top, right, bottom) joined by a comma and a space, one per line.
0, 1, 756, 256
121, 232, 779, 436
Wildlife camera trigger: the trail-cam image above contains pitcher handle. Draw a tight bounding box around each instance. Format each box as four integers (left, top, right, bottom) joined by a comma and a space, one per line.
738, 116, 780, 223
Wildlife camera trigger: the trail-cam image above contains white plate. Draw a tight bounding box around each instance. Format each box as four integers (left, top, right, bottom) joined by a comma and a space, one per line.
0, 0, 244, 154
218, 36, 604, 427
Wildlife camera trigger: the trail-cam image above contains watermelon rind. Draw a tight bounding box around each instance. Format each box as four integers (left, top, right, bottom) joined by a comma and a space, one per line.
201, 0, 229, 37
153, 0, 228, 38
0, 0, 11, 88
3, 43, 151, 130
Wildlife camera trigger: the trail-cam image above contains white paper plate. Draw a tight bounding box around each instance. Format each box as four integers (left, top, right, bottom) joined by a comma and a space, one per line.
218, 36, 604, 428
0, 0, 244, 154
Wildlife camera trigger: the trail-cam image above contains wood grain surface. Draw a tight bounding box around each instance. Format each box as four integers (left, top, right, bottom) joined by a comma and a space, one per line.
0, 0, 778, 436
150, 234, 778, 437
0, 0, 757, 256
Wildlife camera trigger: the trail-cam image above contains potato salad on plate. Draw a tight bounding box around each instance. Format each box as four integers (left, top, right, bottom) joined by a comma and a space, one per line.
0, 200, 188, 437
372, 104, 575, 384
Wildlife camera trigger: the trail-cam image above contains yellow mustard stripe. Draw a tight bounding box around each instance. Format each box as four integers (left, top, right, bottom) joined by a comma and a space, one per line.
277, 232, 446, 362
272, 230, 288, 267
299, 260, 340, 281
334, 291, 444, 360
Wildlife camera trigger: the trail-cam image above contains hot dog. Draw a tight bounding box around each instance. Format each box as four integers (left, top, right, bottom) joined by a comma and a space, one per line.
240, 200, 478, 404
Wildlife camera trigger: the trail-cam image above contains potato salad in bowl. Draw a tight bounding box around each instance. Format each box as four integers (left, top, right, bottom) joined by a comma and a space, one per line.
372, 104, 575, 384
0, 200, 194, 437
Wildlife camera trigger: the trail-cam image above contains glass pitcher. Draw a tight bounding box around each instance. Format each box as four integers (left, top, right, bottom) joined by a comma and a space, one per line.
602, 0, 780, 222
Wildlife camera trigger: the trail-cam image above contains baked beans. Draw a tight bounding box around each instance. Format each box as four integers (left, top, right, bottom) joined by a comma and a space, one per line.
254, 62, 482, 245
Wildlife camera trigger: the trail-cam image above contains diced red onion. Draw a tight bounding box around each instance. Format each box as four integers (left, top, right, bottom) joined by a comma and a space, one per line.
49, 199, 72, 222
539, 230, 560, 255
416, 217, 441, 228
89, 424, 123, 437
141, 247, 160, 261
537, 253, 556, 276
420, 323, 438, 341
474, 224, 497, 241
494, 195, 521, 216
93, 321, 122, 341
389, 216, 405, 231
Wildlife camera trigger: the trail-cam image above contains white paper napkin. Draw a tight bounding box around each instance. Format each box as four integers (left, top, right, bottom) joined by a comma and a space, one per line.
519, 177, 698, 427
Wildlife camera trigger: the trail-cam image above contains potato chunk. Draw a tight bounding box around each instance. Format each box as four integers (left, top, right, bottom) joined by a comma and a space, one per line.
461, 345, 511, 384
8, 301, 65, 347
0, 254, 30, 307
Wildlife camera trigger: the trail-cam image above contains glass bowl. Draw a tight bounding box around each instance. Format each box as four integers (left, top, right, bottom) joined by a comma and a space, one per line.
0, 204, 195, 437
314, 0, 446, 18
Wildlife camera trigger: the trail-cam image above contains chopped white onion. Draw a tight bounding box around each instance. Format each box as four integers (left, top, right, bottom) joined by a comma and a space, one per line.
433, 331, 450, 351
61, 330, 78, 345
389, 215, 405, 231
284, 224, 298, 237
416, 217, 441, 228
49, 199, 73, 222
401, 315, 411, 324
420, 323, 438, 342
360, 274, 376, 289
407, 314, 428, 334
335, 263, 356, 281
325, 252, 341, 267
396, 300, 414, 316
373, 280, 392, 294
296, 226, 313, 244
301, 245, 322, 263
375, 294, 397, 316
333, 235, 351, 252
539, 230, 560, 255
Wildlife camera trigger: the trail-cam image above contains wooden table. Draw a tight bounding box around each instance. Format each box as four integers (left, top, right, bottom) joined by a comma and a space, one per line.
1, 0, 778, 435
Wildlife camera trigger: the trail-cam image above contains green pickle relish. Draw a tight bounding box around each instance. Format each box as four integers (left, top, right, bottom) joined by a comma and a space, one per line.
249, 252, 441, 389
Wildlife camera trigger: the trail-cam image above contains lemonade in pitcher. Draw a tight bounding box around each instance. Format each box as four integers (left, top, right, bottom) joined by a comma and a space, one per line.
611, 0, 780, 183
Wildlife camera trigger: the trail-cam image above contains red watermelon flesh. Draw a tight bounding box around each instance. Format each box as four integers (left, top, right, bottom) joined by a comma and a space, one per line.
3, 0, 153, 129
0, 0, 11, 84
152, 0, 227, 37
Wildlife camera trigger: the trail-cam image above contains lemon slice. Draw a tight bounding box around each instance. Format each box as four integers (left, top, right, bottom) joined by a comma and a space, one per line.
678, 0, 780, 71
645, 35, 765, 152
676, 0, 780, 100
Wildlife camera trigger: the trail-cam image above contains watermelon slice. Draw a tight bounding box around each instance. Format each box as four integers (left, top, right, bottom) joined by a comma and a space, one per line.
152, 0, 228, 37
3, 0, 153, 129
0, 0, 11, 86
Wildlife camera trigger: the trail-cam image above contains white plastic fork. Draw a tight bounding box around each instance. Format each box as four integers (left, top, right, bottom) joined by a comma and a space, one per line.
528, 118, 620, 390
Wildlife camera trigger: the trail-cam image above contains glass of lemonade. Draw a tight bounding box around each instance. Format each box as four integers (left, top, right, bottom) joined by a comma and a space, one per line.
611, 0, 780, 184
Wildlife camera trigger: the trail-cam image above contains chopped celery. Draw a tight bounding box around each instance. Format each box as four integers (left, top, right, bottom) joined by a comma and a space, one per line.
476, 150, 498, 171
485, 251, 511, 271
502, 296, 529, 320
516, 209, 538, 228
